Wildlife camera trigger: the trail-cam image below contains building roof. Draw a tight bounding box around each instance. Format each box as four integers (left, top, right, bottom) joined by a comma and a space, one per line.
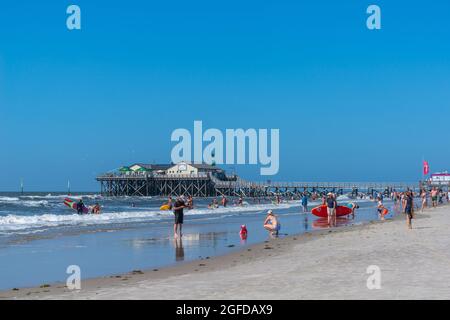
128, 162, 223, 172
131, 163, 172, 171
189, 163, 223, 171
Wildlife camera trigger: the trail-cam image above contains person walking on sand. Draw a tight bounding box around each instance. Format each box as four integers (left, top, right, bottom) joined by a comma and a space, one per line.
326, 193, 337, 227
420, 189, 427, 212
301, 193, 308, 213
263, 210, 281, 236
431, 187, 438, 208
173, 197, 186, 239
404, 190, 414, 229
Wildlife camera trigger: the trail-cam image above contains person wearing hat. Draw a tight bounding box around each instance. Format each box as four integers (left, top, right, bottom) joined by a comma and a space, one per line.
263, 210, 281, 236
173, 196, 187, 239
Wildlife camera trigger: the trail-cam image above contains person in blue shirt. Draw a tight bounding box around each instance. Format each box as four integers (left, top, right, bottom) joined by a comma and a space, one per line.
301, 193, 308, 212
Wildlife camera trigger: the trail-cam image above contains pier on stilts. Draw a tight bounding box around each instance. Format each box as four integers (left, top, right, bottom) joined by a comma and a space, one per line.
97, 173, 419, 198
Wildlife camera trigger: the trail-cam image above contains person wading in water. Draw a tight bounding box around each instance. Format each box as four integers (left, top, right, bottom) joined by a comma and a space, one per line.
173, 197, 187, 239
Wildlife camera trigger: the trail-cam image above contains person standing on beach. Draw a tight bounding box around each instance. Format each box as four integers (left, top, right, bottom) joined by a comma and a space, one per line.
173, 197, 186, 239
326, 193, 336, 227
301, 193, 308, 212
405, 191, 414, 229
438, 190, 444, 205
431, 188, 438, 208
420, 189, 427, 212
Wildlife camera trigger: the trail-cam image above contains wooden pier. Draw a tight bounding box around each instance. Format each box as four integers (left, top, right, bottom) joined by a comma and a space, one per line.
96, 173, 419, 198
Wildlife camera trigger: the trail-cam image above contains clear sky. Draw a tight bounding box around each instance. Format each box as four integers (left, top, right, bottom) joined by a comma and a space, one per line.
1, 0, 449, 191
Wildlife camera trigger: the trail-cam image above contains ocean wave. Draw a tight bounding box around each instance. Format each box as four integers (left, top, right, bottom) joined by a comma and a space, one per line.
21, 200, 50, 207
0, 200, 305, 233
0, 199, 50, 207
19, 194, 102, 200
0, 211, 165, 232
0, 196, 20, 202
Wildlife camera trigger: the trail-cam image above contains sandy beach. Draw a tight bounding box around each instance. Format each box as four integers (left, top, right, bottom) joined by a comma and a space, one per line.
2, 203, 449, 300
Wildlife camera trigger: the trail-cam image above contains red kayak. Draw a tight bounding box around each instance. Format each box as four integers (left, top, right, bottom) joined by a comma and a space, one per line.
311, 205, 352, 218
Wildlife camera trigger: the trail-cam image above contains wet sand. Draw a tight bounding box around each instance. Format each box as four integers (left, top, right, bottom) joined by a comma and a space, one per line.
2, 204, 450, 300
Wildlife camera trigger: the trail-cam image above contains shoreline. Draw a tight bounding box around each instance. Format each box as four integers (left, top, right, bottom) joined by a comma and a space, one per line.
0, 208, 405, 300
2, 203, 450, 299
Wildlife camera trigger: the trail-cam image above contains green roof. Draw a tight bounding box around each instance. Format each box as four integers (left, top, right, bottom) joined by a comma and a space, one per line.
134, 167, 149, 172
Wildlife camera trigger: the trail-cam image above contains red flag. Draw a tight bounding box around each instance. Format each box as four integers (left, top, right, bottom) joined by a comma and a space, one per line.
423, 161, 430, 175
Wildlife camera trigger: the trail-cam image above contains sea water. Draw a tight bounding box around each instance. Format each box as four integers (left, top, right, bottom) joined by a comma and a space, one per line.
0, 192, 397, 290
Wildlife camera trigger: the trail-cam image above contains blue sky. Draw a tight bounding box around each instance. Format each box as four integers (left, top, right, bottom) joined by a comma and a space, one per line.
1, 0, 449, 191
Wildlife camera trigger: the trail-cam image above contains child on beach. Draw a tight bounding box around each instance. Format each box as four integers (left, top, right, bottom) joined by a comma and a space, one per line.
377, 198, 387, 221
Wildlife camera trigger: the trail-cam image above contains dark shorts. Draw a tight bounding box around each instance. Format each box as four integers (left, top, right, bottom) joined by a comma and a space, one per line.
405, 206, 413, 218
174, 212, 184, 224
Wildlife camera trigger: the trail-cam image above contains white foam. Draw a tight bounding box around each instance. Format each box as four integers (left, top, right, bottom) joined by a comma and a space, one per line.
0, 211, 165, 232
0, 196, 20, 202
0, 198, 50, 207
19, 194, 101, 200
0, 200, 305, 233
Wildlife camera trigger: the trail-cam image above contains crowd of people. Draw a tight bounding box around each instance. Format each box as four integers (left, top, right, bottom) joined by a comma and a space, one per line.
73, 185, 449, 239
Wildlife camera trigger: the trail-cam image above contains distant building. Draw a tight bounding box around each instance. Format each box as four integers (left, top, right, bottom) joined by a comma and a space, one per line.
129, 163, 172, 174
430, 172, 450, 185
166, 161, 224, 176
116, 162, 224, 177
